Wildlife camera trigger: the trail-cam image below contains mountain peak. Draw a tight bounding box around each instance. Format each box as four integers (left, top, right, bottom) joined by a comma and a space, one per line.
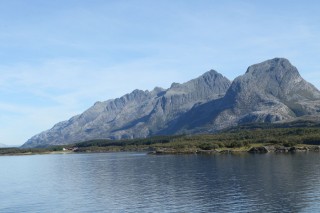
245, 58, 299, 77
202, 69, 220, 76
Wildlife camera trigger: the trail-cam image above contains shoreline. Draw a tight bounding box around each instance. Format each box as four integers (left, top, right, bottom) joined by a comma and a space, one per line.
1, 144, 319, 156
148, 144, 320, 155
12, 122, 320, 156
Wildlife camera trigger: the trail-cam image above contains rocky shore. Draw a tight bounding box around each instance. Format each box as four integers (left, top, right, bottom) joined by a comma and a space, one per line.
149, 145, 320, 155
248, 145, 320, 153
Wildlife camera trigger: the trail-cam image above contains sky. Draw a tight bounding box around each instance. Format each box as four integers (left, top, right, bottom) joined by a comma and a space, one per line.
1, 0, 320, 146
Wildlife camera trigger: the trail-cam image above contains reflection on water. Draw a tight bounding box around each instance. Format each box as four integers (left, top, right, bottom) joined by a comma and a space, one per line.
0, 152, 319, 212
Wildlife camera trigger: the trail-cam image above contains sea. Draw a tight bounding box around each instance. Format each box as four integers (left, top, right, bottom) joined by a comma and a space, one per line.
0, 152, 319, 212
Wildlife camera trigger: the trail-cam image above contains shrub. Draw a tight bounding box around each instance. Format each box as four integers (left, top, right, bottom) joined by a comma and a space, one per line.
198, 143, 218, 150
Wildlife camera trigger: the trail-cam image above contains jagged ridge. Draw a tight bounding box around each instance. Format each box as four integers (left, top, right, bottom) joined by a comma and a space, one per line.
23, 70, 231, 148
168, 58, 320, 134
22, 58, 320, 148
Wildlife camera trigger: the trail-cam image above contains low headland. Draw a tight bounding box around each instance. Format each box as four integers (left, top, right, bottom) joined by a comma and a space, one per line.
1, 121, 320, 156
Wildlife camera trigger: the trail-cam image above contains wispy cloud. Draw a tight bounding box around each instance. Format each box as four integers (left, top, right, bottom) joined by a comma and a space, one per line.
0, 0, 320, 145
0, 57, 189, 145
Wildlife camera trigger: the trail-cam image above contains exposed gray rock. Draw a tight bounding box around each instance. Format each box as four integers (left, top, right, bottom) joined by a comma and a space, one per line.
22, 70, 231, 148
275, 146, 290, 153
22, 58, 320, 148
289, 146, 309, 152
170, 58, 320, 134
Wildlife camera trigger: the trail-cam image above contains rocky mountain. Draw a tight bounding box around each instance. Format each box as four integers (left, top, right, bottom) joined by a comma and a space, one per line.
22, 58, 320, 148
22, 70, 231, 148
167, 58, 320, 134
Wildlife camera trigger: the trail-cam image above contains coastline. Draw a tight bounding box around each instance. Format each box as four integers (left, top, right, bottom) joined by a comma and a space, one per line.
1, 143, 319, 156
148, 144, 320, 155
6, 123, 320, 156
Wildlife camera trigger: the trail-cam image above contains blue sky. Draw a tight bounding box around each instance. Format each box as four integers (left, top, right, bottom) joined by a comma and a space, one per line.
1, 0, 320, 146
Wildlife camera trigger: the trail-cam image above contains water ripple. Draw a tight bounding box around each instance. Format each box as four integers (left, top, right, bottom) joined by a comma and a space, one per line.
0, 152, 319, 212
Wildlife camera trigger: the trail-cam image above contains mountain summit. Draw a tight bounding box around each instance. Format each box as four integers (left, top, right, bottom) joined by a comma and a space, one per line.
167, 58, 320, 134
22, 58, 320, 148
226, 58, 320, 120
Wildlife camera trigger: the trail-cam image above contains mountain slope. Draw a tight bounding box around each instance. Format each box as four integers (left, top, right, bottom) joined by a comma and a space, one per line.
22, 58, 320, 148
169, 58, 320, 133
22, 70, 231, 148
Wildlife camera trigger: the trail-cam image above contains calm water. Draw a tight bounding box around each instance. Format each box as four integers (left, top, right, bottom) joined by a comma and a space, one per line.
0, 152, 319, 213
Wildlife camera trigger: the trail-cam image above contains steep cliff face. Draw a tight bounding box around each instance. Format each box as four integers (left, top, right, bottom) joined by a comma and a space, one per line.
220, 58, 320, 124
22, 70, 231, 148
169, 58, 320, 133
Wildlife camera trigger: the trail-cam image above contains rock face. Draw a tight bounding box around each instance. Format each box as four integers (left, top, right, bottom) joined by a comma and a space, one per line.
23, 70, 231, 148
169, 58, 320, 134
227, 58, 320, 122
22, 58, 320, 148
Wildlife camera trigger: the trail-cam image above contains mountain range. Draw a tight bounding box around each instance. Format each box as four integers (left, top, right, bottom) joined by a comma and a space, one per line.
22, 58, 320, 148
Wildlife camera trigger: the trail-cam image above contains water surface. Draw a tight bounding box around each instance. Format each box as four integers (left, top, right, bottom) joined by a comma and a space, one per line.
0, 152, 319, 212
